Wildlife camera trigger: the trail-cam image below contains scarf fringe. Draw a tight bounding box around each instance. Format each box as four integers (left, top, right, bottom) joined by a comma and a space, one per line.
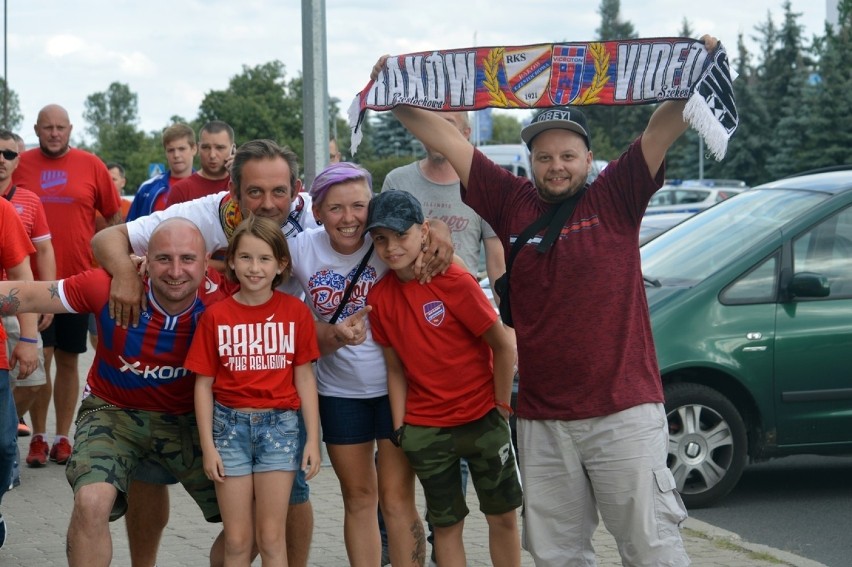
347, 96, 365, 155
684, 92, 729, 160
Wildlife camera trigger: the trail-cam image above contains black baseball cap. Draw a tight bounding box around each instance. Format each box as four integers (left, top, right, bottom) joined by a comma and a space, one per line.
365, 190, 425, 234
521, 106, 591, 149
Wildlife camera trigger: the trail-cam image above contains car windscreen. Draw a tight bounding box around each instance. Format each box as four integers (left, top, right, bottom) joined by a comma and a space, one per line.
641, 188, 828, 286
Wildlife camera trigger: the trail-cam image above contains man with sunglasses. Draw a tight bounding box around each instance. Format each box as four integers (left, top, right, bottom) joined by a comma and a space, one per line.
14, 104, 122, 470
0, 130, 56, 486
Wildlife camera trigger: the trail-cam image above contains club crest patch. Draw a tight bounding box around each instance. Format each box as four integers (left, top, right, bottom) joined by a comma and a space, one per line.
423, 301, 445, 327
40, 170, 68, 196
550, 45, 587, 105
218, 194, 243, 240
502, 46, 551, 107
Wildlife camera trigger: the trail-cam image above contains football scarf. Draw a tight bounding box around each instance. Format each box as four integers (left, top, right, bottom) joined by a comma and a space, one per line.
349, 38, 738, 160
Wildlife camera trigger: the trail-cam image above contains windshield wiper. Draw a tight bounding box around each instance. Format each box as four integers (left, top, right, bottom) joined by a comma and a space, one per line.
643, 275, 662, 288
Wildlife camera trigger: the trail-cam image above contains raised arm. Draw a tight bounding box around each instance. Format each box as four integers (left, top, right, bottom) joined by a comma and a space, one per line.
91, 224, 145, 328
373, 54, 475, 186
392, 106, 475, 187
641, 35, 719, 177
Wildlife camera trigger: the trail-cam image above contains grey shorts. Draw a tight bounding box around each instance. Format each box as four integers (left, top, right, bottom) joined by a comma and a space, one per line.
2, 315, 47, 387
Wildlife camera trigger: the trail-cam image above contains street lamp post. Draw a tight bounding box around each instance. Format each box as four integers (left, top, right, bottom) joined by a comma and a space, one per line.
3, 0, 8, 128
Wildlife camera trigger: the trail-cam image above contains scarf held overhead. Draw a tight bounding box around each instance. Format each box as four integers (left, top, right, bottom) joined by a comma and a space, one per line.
349, 38, 738, 160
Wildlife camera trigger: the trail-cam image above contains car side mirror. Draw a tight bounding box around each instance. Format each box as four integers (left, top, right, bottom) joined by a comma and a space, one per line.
789, 272, 831, 298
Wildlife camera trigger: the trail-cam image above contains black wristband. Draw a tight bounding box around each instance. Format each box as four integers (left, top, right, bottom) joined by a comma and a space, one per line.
390, 425, 405, 448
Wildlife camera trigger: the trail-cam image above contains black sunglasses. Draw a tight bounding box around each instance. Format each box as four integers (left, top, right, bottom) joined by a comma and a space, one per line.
0, 149, 18, 160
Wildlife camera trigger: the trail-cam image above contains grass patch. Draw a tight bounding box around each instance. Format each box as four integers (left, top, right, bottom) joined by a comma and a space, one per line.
683, 527, 789, 565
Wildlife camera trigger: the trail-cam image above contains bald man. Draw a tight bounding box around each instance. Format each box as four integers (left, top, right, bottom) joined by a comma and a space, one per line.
0, 218, 224, 566
14, 104, 122, 469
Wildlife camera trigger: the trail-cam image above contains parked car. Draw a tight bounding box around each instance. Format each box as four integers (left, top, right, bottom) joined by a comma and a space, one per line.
639, 211, 692, 244
646, 178, 747, 215
588, 159, 609, 183
641, 166, 852, 508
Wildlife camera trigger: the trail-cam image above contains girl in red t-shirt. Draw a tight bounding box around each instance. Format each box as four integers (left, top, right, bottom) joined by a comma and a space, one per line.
188, 215, 321, 566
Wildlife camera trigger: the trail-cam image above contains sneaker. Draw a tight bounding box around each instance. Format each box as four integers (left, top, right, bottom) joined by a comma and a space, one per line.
49, 438, 73, 464
0, 513, 6, 549
17, 417, 31, 437
26, 435, 49, 468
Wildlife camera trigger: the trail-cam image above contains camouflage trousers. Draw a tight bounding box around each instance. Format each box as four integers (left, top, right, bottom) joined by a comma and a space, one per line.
400, 408, 523, 527
66, 394, 220, 522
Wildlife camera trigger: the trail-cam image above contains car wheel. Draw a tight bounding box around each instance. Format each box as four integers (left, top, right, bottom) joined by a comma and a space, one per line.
664, 382, 748, 508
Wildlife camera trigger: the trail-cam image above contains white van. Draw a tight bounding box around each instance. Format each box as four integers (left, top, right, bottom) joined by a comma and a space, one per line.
477, 144, 532, 179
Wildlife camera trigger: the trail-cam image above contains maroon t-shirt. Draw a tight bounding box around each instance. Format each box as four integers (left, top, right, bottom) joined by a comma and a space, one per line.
462, 138, 665, 420
165, 172, 230, 207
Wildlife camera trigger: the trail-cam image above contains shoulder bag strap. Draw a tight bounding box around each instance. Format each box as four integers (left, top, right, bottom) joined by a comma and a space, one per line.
506, 184, 588, 275
329, 243, 374, 324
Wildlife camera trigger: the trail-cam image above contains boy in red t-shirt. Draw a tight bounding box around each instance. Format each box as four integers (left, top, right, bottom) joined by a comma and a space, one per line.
366, 190, 522, 567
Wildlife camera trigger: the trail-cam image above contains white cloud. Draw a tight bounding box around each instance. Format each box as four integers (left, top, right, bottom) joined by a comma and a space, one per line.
44, 34, 86, 58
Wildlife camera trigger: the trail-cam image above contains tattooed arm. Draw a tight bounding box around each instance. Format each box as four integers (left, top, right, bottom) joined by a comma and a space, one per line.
4, 259, 40, 378
0, 279, 70, 317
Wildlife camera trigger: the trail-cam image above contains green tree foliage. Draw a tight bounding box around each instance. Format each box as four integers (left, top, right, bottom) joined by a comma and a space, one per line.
0, 78, 23, 132
196, 61, 304, 158
703, 34, 771, 185
583, 0, 651, 157
369, 111, 418, 159
489, 113, 523, 144
82, 82, 158, 193
800, 0, 852, 169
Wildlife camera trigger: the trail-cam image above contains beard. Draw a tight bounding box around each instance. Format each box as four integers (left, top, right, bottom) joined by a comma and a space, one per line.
534, 175, 586, 203
39, 141, 70, 158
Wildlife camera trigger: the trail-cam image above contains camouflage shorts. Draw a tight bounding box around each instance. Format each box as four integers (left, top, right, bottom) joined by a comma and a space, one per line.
400, 409, 523, 527
66, 394, 220, 522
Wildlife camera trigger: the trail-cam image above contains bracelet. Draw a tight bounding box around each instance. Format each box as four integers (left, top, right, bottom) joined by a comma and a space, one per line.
390, 425, 405, 448
495, 400, 514, 416
18, 337, 38, 344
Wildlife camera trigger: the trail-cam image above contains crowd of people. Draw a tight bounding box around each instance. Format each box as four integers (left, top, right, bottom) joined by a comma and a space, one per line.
0, 32, 722, 567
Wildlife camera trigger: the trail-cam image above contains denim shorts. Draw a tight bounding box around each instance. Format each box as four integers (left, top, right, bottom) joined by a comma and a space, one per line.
318, 394, 392, 445
132, 413, 311, 505
212, 402, 301, 477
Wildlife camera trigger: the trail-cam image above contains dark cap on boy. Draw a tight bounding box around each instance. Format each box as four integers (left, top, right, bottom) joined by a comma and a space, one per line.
365, 190, 425, 233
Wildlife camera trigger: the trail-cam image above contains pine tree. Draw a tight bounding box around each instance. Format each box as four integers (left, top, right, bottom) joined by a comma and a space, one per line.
582, 0, 651, 157
799, 0, 852, 168
706, 34, 771, 185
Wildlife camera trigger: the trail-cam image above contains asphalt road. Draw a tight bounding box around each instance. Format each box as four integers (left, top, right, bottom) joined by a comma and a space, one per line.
689, 455, 852, 567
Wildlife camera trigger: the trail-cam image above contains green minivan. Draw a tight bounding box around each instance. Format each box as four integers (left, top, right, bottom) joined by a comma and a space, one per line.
641, 167, 852, 508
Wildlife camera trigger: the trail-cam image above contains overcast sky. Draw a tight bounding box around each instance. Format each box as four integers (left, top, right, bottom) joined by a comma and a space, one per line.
7, 0, 829, 146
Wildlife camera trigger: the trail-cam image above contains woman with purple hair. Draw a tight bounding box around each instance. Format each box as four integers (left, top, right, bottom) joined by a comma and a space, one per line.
287, 162, 450, 566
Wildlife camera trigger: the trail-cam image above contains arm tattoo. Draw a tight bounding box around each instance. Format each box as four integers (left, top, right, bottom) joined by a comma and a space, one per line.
0, 289, 21, 316
48, 283, 60, 299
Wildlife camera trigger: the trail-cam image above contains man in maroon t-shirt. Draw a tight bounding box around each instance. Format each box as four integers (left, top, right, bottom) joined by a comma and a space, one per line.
165, 120, 234, 206
377, 35, 721, 567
